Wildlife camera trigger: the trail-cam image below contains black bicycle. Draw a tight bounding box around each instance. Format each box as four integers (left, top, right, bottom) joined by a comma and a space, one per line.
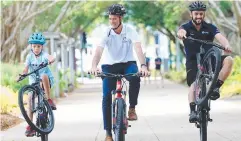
185, 37, 227, 141
17, 62, 55, 141
97, 72, 141, 141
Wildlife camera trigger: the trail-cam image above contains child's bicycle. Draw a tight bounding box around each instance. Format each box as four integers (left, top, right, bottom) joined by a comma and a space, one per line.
96, 72, 142, 141
17, 62, 55, 141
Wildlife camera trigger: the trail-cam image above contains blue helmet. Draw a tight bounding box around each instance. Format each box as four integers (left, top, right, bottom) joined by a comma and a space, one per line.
28, 32, 46, 45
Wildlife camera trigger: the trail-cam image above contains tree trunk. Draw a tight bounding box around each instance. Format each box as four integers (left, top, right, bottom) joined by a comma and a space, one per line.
1, 1, 58, 62
233, 1, 241, 36
48, 1, 70, 32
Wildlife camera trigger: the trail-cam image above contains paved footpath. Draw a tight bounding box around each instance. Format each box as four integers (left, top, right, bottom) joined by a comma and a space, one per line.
1, 79, 241, 141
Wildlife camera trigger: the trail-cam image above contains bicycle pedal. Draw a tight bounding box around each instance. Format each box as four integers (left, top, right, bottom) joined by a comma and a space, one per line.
208, 118, 213, 122
195, 123, 200, 128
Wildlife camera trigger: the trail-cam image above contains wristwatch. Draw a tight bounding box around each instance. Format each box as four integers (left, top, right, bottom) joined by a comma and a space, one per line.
141, 64, 147, 68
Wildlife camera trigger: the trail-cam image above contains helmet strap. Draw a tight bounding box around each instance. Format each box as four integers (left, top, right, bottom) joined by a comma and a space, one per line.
112, 16, 122, 30
31, 49, 42, 57
112, 22, 122, 30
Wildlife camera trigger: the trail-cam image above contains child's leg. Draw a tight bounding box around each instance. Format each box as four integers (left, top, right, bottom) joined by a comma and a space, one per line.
41, 74, 51, 99
25, 93, 36, 137
27, 93, 33, 121
41, 74, 56, 110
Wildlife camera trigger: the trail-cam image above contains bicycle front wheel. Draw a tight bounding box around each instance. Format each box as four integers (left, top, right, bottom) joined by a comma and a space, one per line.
195, 47, 221, 105
18, 85, 54, 134
114, 98, 125, 141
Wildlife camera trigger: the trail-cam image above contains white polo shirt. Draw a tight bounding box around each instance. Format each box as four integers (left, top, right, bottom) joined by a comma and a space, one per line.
99, 24, 140, 65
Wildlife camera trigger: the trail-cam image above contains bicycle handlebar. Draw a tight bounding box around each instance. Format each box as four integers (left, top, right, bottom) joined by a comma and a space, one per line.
185, 36, 225, 50
97, 72, 142, 78
17, 62, 49, 82
185, 36, 241, 56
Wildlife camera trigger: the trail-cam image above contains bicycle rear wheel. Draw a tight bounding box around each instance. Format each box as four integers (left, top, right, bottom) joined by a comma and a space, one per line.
18, 85, 54, 134
114, 98, 125, 141
41, 134, 48, 141
195, 47, 221, 105
199, 109, 207, 141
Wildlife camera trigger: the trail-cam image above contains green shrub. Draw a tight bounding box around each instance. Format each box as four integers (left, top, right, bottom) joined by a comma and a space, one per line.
221, 56, 241, 97
1, 63, 28, 92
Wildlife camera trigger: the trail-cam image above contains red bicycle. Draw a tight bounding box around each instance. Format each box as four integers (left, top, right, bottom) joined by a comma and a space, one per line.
97, 72, 141, 141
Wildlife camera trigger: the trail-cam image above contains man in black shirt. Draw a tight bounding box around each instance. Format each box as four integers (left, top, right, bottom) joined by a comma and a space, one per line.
177, 1, 233, 123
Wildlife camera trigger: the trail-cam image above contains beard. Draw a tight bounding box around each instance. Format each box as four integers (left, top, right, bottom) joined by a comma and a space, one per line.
192, 17, 203, 25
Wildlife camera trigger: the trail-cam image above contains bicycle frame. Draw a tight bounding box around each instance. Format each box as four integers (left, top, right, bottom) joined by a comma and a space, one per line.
115, 78, 126, 99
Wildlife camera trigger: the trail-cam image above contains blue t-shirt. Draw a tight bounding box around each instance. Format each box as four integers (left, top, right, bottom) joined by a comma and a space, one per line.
25, 51, 54, 86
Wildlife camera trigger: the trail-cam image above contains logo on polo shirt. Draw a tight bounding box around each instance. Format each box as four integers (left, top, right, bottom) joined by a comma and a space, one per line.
202, 31, 209, 34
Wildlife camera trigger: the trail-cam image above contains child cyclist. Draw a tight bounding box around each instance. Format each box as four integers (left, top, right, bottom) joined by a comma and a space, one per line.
18, 32, 57, 137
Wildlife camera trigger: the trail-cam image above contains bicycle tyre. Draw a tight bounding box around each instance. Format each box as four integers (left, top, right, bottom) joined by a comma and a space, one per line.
18, 85, 54, 134
195, 47, 221, 105
41, 134, 48, 141
114, 98, 125, 141
199, 110, 207, 141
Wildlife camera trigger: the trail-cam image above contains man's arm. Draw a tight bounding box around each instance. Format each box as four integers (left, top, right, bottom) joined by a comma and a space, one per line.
177, 28, 187, 39
215, 33, 232, 54
91, 46, 104, 68
133, 42, 145, 65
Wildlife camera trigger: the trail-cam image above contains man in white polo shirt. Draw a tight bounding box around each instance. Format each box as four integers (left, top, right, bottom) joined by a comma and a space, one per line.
89, 4, 149, 141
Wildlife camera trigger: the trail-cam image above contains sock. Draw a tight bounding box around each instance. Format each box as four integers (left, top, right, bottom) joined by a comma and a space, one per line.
216, 79, 224, 88
129, 105, 135, 109
106, 130, 112, 136
190, 102, 196, 112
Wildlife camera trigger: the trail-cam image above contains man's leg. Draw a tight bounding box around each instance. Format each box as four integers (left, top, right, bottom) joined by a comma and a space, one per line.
41, 74, 56, 110
186, 61, 198, 123
101, 65, 116, 139
210, 56, 233, 100
124, 62, 140, 120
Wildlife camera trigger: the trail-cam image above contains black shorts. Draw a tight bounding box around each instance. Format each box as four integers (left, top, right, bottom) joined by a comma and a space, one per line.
186, 55, 229, 86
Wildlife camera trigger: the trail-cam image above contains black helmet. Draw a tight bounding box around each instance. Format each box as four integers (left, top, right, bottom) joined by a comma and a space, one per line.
189, 1, 206, 11
107, 4, 126, 16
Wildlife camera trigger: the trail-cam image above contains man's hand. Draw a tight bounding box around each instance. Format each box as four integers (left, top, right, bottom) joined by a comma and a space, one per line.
89, 67, 101, 76
224, 45, 232, 53
177, 29, 187, 39
139, 65, 150, 77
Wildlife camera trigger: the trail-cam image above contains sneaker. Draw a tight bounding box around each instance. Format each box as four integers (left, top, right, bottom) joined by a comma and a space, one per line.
25, 125, 35, 137
210, 88, 220, 100
189, 111, 198, 123
105, 135, 113, 141
128, 108, 138, 121
48, 99, 57, 110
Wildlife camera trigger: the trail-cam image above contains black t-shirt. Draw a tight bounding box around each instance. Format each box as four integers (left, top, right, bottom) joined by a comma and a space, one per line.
180, 20, 220, 61
155, 57, 162, 70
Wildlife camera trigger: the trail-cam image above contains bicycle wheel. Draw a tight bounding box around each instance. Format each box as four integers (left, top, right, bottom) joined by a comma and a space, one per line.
194, 47, 221, 105
41, 134, 48, 141
114, 98, 125, 141
18, 85, 54, 134
199, 109, 207, 141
